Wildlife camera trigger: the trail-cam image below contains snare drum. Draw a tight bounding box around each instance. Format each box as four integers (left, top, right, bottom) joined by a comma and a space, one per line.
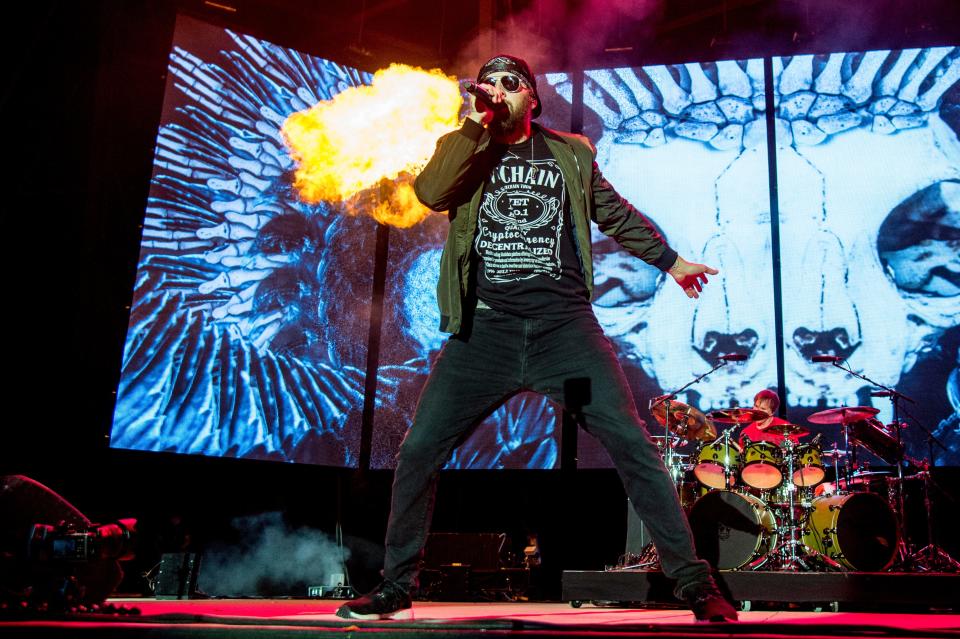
791, 443, 825, 487
802, 492, 898, 571
693, 439, 741, 489
741, 441, 783, 489
688, 490, 778, 570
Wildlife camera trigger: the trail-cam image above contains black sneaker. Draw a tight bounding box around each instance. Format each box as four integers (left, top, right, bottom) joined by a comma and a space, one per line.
680, 581, 738, 623
335, 580, 412, 620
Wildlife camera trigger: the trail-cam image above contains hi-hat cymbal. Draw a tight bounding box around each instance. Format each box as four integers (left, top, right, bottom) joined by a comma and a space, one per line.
821, 448, 850, 457
808, 406, 880, 425
758, 422, 809, 437
707, 407, 770, 424
650, 400, 716, 442
849, 469, 890, 477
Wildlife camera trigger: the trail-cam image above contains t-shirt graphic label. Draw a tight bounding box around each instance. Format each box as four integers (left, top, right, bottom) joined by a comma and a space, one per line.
476, 155, 565, 284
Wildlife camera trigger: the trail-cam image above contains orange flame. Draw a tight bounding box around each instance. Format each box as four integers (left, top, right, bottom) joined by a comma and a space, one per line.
281, 63, 462, 227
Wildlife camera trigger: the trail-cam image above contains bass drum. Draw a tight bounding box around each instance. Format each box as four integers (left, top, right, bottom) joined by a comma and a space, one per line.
802, 492, 899, 571
687, 491, 777, 570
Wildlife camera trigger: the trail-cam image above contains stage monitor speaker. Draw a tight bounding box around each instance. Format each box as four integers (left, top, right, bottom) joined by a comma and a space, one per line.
155, 552, 201, 599
625, 498, 652, 555
423, 532, 506, 571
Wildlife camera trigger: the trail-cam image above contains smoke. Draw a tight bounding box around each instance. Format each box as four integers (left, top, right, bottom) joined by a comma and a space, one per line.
452, 0, 665, 77
199, 512, 349, 596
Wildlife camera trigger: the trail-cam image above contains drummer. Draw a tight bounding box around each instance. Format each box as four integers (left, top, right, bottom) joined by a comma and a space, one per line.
738, 389, 806, 447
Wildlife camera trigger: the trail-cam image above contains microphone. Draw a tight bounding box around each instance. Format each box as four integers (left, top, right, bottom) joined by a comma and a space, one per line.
871, 390, 894, 397
718, 353, 748, 362
811, 355, 844, 363
463, 81, 508, 114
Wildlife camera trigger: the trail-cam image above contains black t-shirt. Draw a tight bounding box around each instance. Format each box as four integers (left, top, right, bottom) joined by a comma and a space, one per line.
473, 131, 592, 319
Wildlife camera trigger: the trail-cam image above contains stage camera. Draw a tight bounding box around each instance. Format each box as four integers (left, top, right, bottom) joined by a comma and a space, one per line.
28, 519, 137, 563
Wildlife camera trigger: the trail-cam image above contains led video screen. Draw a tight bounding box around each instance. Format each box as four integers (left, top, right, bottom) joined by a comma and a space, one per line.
774, 49, 960, 465
570, 50, 959, 467
110, 16, 377, 466
570, 60, 776, 467
111, 15, 959, 470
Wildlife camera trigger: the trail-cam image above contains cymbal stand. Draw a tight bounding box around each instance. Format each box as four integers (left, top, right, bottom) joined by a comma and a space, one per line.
840, 422, 855, 490
659, 395, 682, 497
823, 441, 849, 496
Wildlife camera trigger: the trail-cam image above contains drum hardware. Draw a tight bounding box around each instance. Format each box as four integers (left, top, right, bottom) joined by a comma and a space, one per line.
706, 407, 770, 425
905, 468, 960, 572
642, 359, 740, 568
762, 437, 810, 571
792, 433, 825, 487
650, 399, 715, 443
648, 359, 742, 499
800, 491, 899, 571
687, 490, 778, 570
807, 406, 881, 426
808, 359, 923, 573
758, 422, 810, 438
694, 429, 740, 490
740, 439, 783, 490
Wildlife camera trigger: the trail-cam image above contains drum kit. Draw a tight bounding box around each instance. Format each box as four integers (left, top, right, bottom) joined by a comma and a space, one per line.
640, 397, 949, 573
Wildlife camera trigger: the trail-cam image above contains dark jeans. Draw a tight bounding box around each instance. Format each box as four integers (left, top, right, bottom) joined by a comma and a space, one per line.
383, 309, 711, 593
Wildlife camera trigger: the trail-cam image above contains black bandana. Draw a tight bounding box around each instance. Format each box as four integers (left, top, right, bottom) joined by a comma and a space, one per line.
476, 54, 541, 119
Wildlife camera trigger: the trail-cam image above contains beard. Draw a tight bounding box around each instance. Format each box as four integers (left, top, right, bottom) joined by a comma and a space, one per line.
489, 92, 533, 137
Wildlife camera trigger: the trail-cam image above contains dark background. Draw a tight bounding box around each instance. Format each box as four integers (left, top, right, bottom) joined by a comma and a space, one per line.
5, 0, 959, 599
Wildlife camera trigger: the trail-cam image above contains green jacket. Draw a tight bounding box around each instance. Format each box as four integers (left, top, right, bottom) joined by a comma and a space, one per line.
413, 119, 677, 335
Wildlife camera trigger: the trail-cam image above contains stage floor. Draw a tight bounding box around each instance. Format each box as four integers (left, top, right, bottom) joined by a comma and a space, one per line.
1, 598, 957, 638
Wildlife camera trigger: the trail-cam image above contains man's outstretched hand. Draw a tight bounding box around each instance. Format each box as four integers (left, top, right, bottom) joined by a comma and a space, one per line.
668, 256, 719, 299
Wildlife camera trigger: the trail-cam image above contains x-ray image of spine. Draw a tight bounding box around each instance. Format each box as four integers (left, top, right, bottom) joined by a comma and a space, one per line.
548, 47, 959, 464
110, 17, 378, 465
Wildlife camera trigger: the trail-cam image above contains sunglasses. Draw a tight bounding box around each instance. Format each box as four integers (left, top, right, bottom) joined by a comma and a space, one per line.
480, 73, 529, 93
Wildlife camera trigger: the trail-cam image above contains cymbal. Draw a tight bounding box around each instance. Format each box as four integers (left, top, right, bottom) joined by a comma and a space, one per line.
821, 448, 850, 457
707, 407, 770, 424
650, 400, 717, 442
808, 406, 880, 425
758, 422, 809, 437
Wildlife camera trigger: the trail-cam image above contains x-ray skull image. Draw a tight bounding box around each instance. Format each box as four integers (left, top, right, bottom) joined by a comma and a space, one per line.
548, 47, 960, 464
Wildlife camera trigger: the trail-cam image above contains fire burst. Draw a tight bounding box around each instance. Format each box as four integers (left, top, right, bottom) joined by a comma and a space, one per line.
282, 63, 461, 227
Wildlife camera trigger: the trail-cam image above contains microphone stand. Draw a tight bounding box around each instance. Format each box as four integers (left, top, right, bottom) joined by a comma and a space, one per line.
892, 408, 958, 571
833, 361, 928, 567
649, 359, 731, 493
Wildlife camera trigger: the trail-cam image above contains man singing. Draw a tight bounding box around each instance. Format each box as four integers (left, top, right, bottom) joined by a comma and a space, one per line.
337, 54, 738, 623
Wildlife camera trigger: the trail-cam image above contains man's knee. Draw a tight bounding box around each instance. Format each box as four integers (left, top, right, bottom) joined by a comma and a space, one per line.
396, 425, 446, 467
